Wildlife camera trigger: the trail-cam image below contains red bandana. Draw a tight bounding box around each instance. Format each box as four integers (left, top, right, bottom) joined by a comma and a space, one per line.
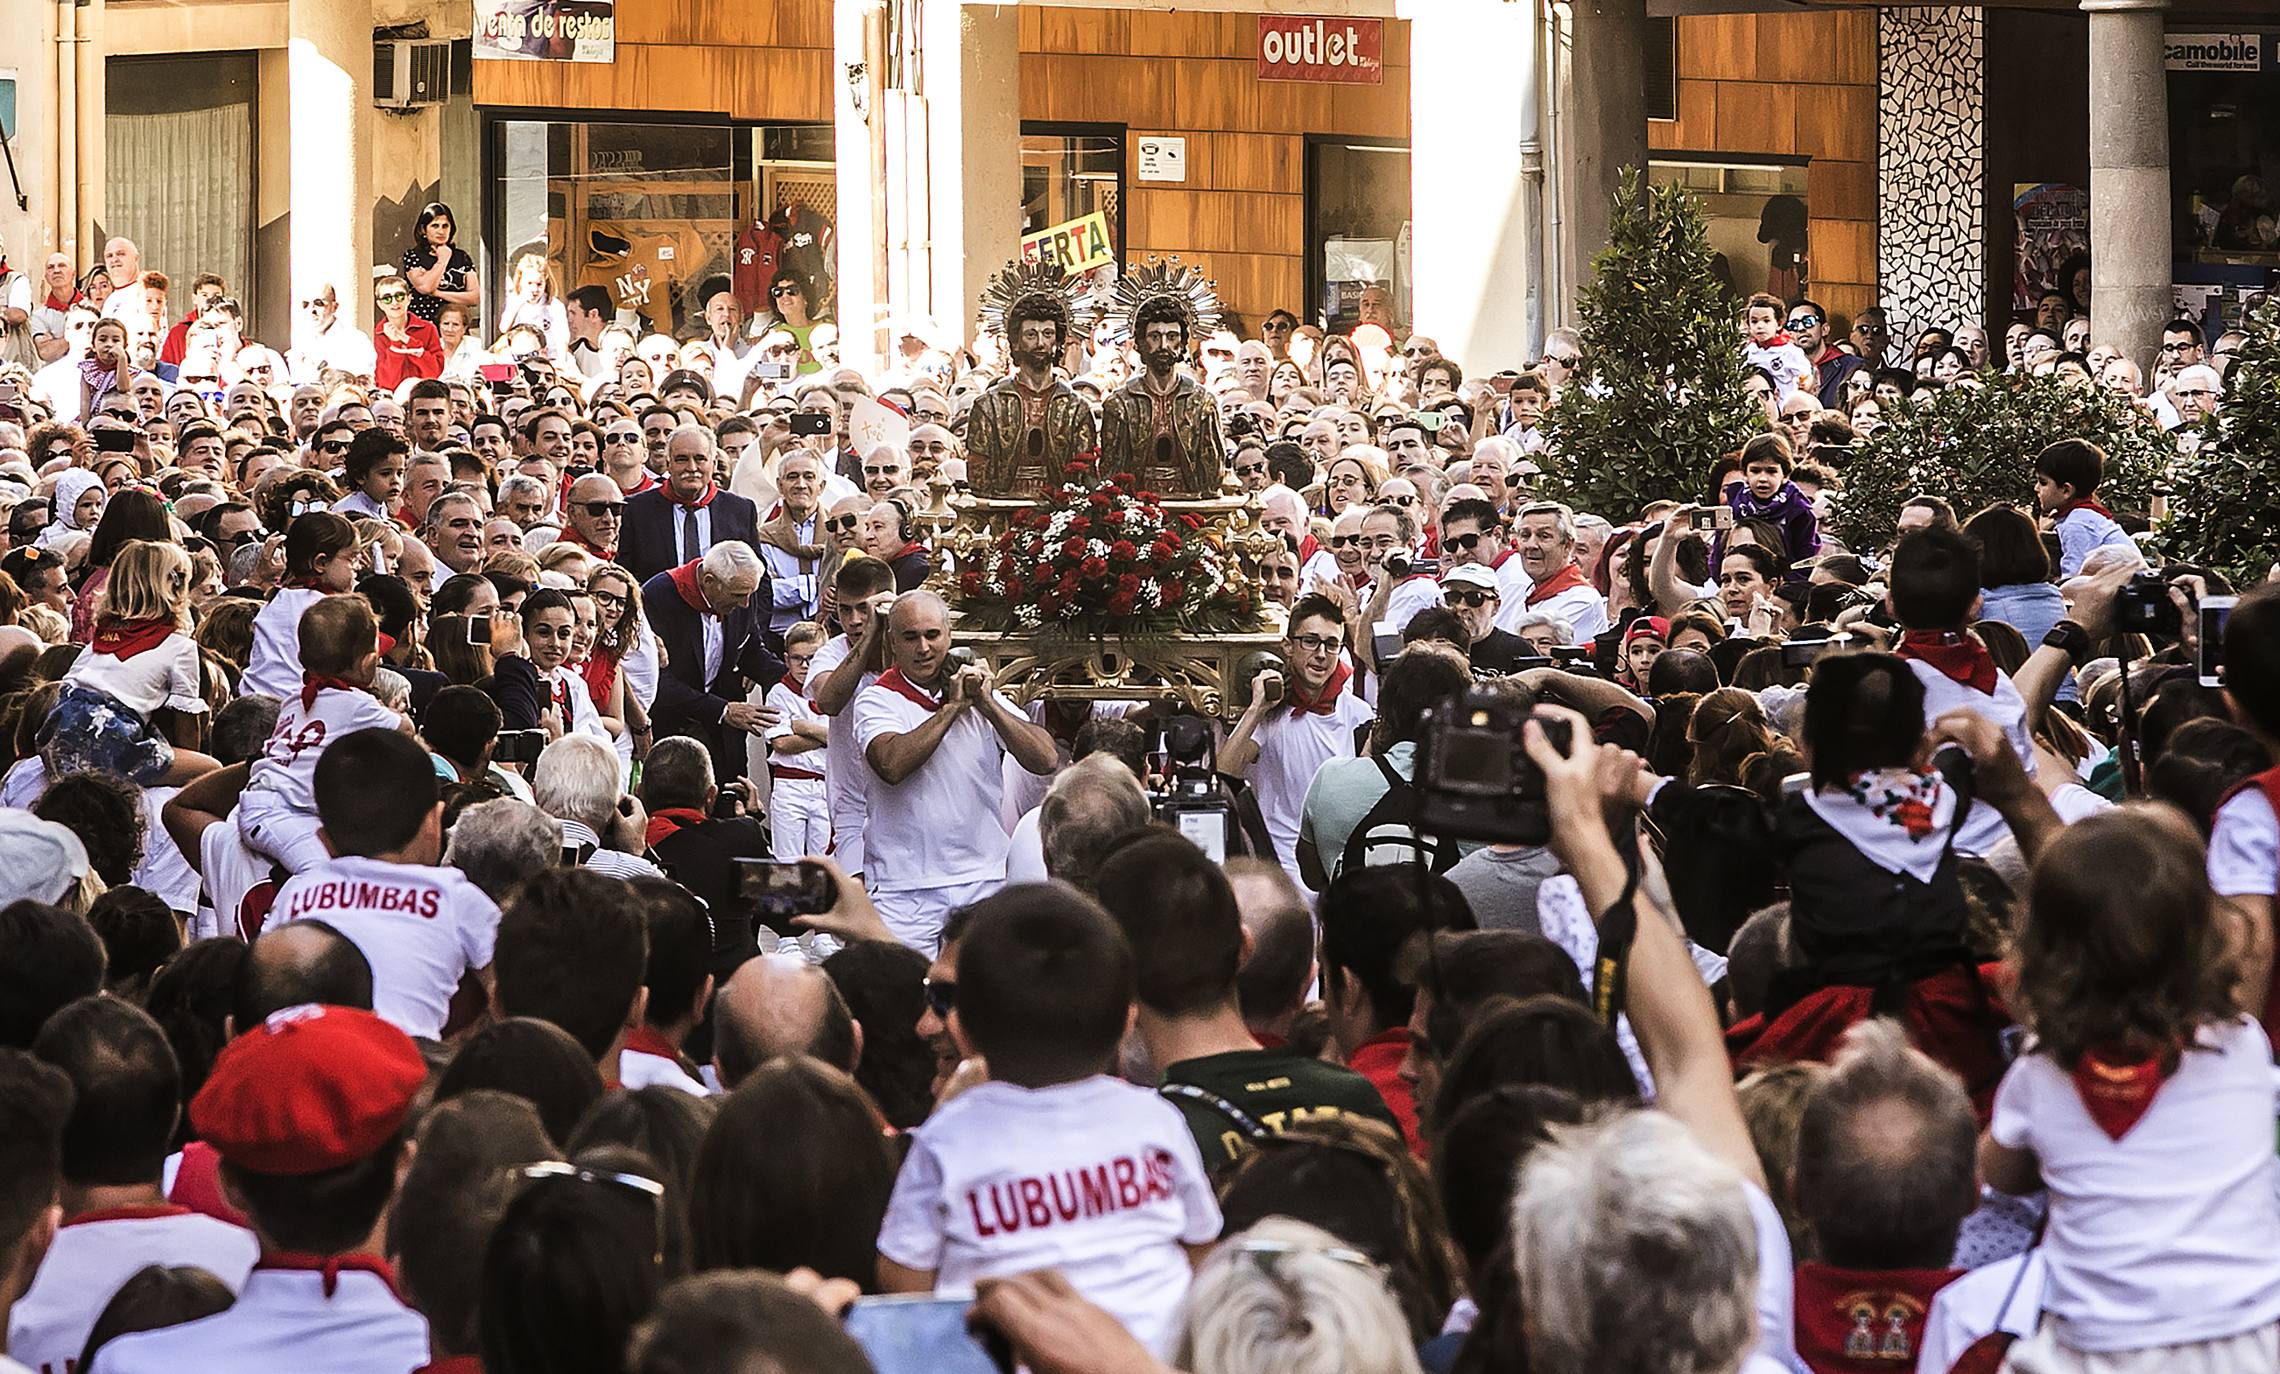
90, 615, 176, 661
64, 1202, 192, 1227
1896, 630, 1999, 695
1286, 660, 1352, 718
644, 806, 710, 848
1525, 562, 1587, 607
671, 481, 720, 511
875, 667, 945, 711
623, 1026, 681, 1062
1792, 1263, 1962, 1374
256, 1250, 405, 1301
562, 525, 613, 559
2057, 496, 2114, 521
890, 541, 927, 563
2068, 1042, 2180, 1141
301, 674, 364, 710
666, 559, 709, 613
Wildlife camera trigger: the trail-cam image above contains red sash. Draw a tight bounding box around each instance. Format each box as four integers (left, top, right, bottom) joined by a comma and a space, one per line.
1896, 631, 1998, 695
2067, 1042, 2179, 1141
875, 667, 944, 711
666, 559, 708, 613
1792, 1262, 1962, 1374
1525, 562, 1587, 607
624, 1026, 682, 1062
644, 806, 710, 848
890, 540, 927, 563
90, 615, 176, 661
1286, 660, 1353, 718
301, 674, 363, 710
63, 1202, 192, 1227
1728, 965, 2010, 1122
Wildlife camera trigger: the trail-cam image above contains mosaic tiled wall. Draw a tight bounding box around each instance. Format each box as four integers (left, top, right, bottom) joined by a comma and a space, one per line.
1876, 6, 1985, 348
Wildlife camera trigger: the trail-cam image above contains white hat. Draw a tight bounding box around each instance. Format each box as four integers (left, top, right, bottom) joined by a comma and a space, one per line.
1440, 563, 1500, 593
0, 810, 91, 907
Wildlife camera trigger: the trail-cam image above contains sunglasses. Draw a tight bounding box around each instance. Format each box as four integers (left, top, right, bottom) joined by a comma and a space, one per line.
1330, 534, 1362, 548
862, 465, 901, 477
575, 500, 626, 517
300, 298, 333, 309
1785, 314, 1819, 330
1445, 588, 1496, 608
318, 439, 350, 454
772, 285, 801, 298
827, 514, 862, 533
1443, 531, 1487, 553
924, 978, 956, 1019
1382, 494, 1415, 507
377, 292, 409, 304
1543, 353, 1580, 367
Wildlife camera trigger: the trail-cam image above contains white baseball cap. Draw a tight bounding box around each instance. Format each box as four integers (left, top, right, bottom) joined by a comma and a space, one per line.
0, 810, 91, 907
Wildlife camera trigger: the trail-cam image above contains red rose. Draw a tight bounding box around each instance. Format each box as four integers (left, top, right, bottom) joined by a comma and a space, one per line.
1107, 591, 1136, 616
1089, 492, 1113, 508
1063, 460, 1091, 477
1033, 565, 1056, 588
1116, 573, 1140, 595
1109, 539, 1139, 561
958, 571, 985, 598
1101, 510, 1124, 527
1136, 490, 1159, 504
1062, 537, 1086, 559
1161, 579, 1185, 602
1151, 538, 1178, 561
1068, 516, 1090, 535
1180, 514, 1202, 530
1111, 471, 1137, 487
1081, 556, 1110, 581
1059, 573, 1079, 596
1039, 591, 1060, 615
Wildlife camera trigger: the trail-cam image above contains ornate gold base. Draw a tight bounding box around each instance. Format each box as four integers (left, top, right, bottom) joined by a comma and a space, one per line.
955, 630, 1288, 720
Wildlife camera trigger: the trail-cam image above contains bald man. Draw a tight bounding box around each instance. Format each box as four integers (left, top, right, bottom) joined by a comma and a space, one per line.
907, 423, 957, 478
562, 472, 625, 559
848, 592, 1058, 951
709, 958, 860, 1090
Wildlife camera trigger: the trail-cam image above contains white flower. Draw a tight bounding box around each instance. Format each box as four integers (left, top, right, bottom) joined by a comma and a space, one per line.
1014, 605, 1042, 627
1087, 538, 1109, 559
1138, 580, 1162, 608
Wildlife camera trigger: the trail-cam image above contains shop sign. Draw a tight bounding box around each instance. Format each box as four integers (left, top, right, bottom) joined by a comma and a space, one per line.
1137, 136, 1187, 184
475, 0, 616, 63
1022, 211, 1115, 275
2165, 33, 2264, 72
1257, 16, 1383, 85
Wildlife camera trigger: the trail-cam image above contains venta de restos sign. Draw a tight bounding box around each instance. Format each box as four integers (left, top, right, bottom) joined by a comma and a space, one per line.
1256, 16, 1384, 85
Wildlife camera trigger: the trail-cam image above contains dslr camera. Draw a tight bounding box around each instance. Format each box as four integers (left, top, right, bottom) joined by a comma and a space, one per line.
1414, 686, 1573, 848
1152, 713, 1238, 862
2116, 570, 2182, 638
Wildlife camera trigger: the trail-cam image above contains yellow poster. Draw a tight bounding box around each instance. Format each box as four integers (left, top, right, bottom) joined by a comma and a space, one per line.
1021, 212, 1115, 275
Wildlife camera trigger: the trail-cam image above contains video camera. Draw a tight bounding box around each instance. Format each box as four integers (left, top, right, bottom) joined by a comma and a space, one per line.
1152, 713, 1237, 862
1414, 686, 1572, 847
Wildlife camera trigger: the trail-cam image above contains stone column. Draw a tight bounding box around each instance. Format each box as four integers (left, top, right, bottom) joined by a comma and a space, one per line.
2083, 0, 2170, 369
288, 0, 376, 322
919, 0, 1020, 350
1560, 0, 1648, 299
832, 0, 885, 374
1410, 0, 1541, 366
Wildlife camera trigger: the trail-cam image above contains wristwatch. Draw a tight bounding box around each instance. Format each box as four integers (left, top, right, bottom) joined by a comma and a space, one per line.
2042, 620, 2091, 666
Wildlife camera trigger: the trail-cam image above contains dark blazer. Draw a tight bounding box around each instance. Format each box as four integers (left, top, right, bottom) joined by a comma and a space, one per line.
641, 567, 786, 781
619, 485, 762, 584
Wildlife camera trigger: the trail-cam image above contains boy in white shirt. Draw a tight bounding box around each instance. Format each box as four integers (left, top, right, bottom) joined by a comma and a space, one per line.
877, 886, 1220, 1357
765, 620, 831, 862
2208, 584, 2280, 992
236, 595, 405, 875
1742, 292, 1814, 401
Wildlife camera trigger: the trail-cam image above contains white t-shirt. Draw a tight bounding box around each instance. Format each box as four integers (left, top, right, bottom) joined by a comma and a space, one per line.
241, 684, 405, 820
1988, 1017, 2280, 1351
853, 676, 1034, 892
64, 633, 206, 718
1509, 580, 1609, 642
1245, 683, 1375, 886
240, 587, 328, 702
134, 786, 200, 915
197, 823, 282, 941
620, 1043, 710, 1096
1906, 658, 2033, 856
90, 1263, 427, 1374
271, 855, 500, 1039
542, 662, 611, 745
810, 634, 876, 874
1380, 572, 1444, 634
1745, 338, 1815, 399
11, 1207, 259, 1374
2209, 787, 2277, 898
877, 1075, 1222, 1357
1915, 1251, 2048, 1374
1004, 805, 1048, 884
764, 681, 828, 781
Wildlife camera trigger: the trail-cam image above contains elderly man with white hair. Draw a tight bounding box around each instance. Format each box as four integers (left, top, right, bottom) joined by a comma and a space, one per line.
443, 797, 562, 903
619, 422, 763, 582
533, 733, 664, 880
2169, 362, 2224, 430
640, 538, 784, 782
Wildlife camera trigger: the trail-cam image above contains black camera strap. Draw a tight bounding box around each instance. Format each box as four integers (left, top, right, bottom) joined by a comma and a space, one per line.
1589, 853, 1644, 1030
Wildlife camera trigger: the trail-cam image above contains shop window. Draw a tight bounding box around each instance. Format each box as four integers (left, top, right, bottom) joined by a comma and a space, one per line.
107, 54, 257, 319
491, 118, 834, 339
1021, 125, 1124, 293
1648, 157, 1810, 304
1307, 137, 1411, 334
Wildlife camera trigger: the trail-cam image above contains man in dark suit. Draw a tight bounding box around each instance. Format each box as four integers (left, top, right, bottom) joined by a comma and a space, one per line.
619, 423, 762, 583
642, 539, 785, 781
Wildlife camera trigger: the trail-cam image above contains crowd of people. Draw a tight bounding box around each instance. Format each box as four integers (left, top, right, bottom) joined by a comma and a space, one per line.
0, 206, 2275, 1374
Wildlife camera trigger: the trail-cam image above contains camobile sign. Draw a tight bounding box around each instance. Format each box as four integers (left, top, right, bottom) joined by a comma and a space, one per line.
1257, 16, 1384, 84
2165, 33, 2265, 72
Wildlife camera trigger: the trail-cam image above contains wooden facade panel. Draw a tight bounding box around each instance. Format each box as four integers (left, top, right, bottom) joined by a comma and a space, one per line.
732, 46, 832, 122
1250, 72, 1339, 134
1327, 70, 1409, 137
1811, 218, 1875, 286
1710, 80, 1794, 154
1807, 158, 1874, 223
1127, 8, 1243, 60
1128, 189, 1300, 255
1034, 6, 1128, 58
1678, 14, 1754, 82
1793, 83, 1872, 162
1172, 61, 1260, 132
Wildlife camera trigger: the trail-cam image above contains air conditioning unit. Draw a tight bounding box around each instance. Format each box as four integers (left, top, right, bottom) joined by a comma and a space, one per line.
375, 39, 452, 109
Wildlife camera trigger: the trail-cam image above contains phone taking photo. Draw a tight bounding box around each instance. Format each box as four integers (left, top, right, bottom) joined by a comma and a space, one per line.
2199, 595, 2236, 687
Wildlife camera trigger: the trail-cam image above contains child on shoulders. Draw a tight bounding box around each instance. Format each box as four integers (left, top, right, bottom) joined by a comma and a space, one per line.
42, 539, 218, 785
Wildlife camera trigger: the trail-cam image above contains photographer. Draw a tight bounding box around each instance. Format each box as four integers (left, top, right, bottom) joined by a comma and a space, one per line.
640, 735, 769, 961
1217, 593, 1375, 890
532, 732, 664, 881
1353, 502, 1442, 674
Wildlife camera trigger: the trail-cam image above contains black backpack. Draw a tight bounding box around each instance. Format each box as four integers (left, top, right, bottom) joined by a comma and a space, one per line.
1339, 756, 1462, 877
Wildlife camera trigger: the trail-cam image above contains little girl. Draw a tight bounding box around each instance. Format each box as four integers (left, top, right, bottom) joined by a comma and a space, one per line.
241, 511, 360, 701
41, 540, 218, 785
331, 429, 409, 524
1983, 805, 2280, 1371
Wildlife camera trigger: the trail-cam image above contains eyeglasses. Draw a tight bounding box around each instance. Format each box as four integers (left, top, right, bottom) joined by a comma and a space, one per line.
300, 298, 335, 310
827, 514, 862, 533
1289, 633, 1343, 654
1445, 589, 1496, 608
575, 500, 626, 517
862, 465, 902, 477
1234, 462, 1268, 477
923, 977, 956, 1019
2176, 388, 2218, 400
589, 589, 626, 607
1785, 314, 1819, 331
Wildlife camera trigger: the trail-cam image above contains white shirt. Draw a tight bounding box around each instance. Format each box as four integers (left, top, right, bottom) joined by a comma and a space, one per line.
1379, 572, 1443, 634
241, 588, 329, 703
1915, 1251, 2048, 1374
1245, 683, 1375, 887
290, 320, 377, 382
810, 635, 876, 875
1905, 658, 2032, 856
64, 632, 206, 718
241, 684, 405, 821
621, 624, 661, 711
1487, 552, 1533, 610
2209, 787, 2277, 898
332, 490, 391, 521
12, 1207, 259, 1374
90, 1262, 428, 1374
1989, 1017, 2280, 1351
1745, 338, 1815, 399
542, 663, 612, 745
197, 823, 281, 941
620, 1043, 710, 1096
561, 816, 666, 881
135, 786, 200, 915
852, 676, 1031, 892
272, 855, 500, 1039
764, 681, 828, 781
1004, 806, 1048, 884
1511, 579, 1609, 642
877, 1076, 1222, 1358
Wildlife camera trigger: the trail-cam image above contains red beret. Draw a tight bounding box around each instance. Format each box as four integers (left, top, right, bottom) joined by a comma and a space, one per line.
189, 1005, 426, 1176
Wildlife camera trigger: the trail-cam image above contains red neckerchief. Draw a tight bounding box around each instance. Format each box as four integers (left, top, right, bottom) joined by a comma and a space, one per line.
167, 1141, 247, 1227
1297, 532, 1319, 562
1896, 630, 1998, 695
257, 1250, 407, 1301
562, 525, 613, 558
412, 1358, 485, 1374
670, 480, 720, 511
1948, 1333, 2019, 1374
624, 471, 658, 496
63, 1202, 192, 1227
875, 667, 945, 711
666, 559, 709, 613
1286, 660, 1352, 718
301, 674, 363, 710
90, 615, 176, 660
2068, 1041, 2181, 1141
282, 575, 326, 591
1791, 1262, 1963, 1374
549, 672, 572, 720
1490, 549, 1515, 571
1760, 329, 1796, 348
644, 807, 710, 848
2057, 496, 2115, 521
890, 540, 927, 563
1525, 562, 1587, 606
624, 1026, 681, 1061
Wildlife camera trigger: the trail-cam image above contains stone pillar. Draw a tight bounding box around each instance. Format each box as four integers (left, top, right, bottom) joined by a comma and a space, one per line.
1875, 7, 1985, 353
918, 0, 1020, 349
1410, 0, 1540, 366
2083, 0, 2170, 369
1560, 0, 1648, 301
833, 0, 885, 374
287, 0, 375, 323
